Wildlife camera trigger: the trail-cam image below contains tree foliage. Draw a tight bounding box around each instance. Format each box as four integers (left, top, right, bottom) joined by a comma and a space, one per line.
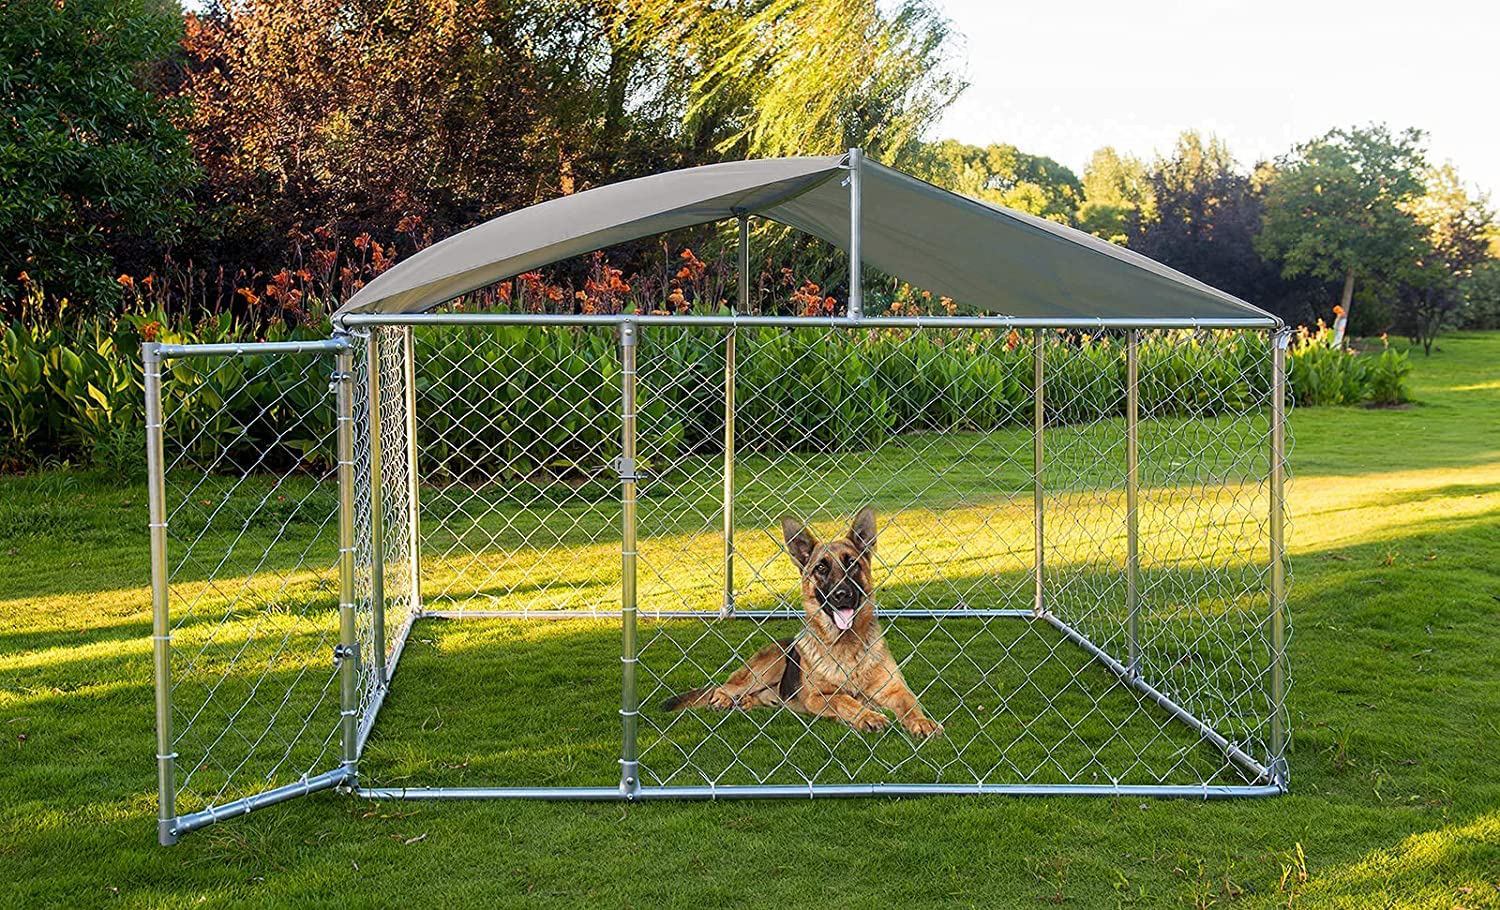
0, 0, 197, 311
1394, 164, 1496, 352
164, 0, 962, 315
1130, 132, 1278, 306
911, 139, 1082, 223
1256, 125, 1428, 337
1077, 147, 1153, 243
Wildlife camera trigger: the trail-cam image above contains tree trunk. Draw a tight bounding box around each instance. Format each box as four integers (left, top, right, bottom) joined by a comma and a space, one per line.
1331, 267, 1355, 350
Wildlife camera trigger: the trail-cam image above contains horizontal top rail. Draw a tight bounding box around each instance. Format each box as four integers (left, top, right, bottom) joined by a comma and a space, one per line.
150, 338, 354, 360
337, 312, 1281, 330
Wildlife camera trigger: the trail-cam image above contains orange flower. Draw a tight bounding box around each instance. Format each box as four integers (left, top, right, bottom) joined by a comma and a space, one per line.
140, 274, 154, 289
116, 273, 135, 289
1332, 304, 1345, 318
141, 320, 162, 341
16, 271, 29, 283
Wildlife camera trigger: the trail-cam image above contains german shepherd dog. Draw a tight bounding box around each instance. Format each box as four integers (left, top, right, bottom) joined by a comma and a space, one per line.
663, 507, 942, 737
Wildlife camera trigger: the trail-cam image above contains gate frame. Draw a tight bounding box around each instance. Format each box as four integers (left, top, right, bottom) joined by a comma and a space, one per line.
145, 337, 360, 845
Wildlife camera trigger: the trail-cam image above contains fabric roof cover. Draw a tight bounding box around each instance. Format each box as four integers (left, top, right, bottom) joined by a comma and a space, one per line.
336, 152, 1270, 322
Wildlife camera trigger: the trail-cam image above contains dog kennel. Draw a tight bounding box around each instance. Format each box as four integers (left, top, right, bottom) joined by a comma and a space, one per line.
144, 151, 1290, 844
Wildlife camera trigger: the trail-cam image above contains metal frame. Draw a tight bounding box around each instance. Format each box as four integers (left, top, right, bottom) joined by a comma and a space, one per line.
145, 154, 1289, 840
148, 318, 1289, 843
350, 316, 1286, 805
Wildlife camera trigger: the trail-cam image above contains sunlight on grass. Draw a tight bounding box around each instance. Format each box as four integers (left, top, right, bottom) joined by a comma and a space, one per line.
1, 332, 1498, 907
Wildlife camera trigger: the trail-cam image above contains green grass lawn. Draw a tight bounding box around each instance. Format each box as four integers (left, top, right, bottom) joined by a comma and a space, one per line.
3, 333, 1500, 908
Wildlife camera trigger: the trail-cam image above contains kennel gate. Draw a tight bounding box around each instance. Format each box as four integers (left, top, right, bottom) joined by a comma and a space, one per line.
144, 315, 1290, 845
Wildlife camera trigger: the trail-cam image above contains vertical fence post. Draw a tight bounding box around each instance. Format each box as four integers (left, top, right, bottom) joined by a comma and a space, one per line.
723, 217, 746, 619
1033, 330, 1046, 615
403, 326, 422, 618
366, 332, 387, 688
1125, 330, 1140, 674
144, 342, 177, 846
618, 320, 641, 798
1268, 327, 1290, 786
334, 346, 359, 784
847, 147, 863, 320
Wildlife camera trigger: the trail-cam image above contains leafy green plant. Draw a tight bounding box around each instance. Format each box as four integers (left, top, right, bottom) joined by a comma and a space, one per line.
1368, 339, 1413, 407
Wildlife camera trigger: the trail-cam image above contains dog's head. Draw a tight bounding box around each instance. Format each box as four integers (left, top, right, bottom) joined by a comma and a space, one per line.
780, 507, 877, 639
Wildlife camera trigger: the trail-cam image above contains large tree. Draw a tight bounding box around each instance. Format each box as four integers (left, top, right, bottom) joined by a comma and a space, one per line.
1395, 164, 1496, 353
1130, 132, 1280, 306
0, 0, 197, 313
911, 139, 1083, 223
1257, 125, 1428, 344
1077, 147, 1153, 244
170, 0, 964, 314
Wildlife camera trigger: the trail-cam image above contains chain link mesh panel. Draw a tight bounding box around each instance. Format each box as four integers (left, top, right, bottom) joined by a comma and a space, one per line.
157, 345, 348, 818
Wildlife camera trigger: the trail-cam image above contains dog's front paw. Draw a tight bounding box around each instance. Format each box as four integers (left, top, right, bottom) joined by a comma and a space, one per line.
903, 714, 943, 738
853, 709, 889, 732
706, 688, 735, 710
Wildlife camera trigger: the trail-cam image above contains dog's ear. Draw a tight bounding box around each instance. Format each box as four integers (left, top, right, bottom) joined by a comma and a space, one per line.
849, 506, 876, 557
780, 516, 817, 569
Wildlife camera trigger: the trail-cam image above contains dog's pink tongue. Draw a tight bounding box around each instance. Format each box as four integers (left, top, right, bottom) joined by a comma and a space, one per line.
833, 607, 856, 631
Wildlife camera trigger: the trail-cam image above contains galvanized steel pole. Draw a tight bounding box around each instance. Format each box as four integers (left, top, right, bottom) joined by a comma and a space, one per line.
1269, 327, 1290, 785
723, 217, 746, 618
335, 349, 359, 783
847, 147, 863, 320
402, 326, 422, 617
618, 321, 641, 797
366, 332, 387, 687
144, 342, 177, 846
1033, 330, 1045, 615
1125, 330, 1140, 674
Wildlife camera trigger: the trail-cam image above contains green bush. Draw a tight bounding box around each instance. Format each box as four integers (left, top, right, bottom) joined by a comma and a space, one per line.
1368, 341, 1414, 407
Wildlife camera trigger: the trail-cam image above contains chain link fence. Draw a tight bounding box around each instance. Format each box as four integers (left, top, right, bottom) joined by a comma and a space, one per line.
146, 318, 1290, 843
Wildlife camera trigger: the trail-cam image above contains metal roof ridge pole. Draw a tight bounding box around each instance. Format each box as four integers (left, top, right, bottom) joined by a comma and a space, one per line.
334, 348, 359, 786
847, 147, 863, 320
1269, 326, 1290, 788
618, 320, 641, 798
144, 342, 178, 846
1033, 330, 1045, 616
366, 333, 386, 689
402, 327, 422, 620
1125, 330, 1140, 674
723, 216, 747, 619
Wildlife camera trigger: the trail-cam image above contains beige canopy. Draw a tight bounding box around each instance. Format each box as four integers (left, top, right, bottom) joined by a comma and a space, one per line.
334, 151, 1273, 323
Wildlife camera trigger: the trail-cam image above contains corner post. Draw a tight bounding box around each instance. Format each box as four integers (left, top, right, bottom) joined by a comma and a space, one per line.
1033, 330, 1046, 616
144, 342, 177, 846
334, 346, 359, 785
723, 216, 746, 618
402, 326, 422, 618
366, 332, 387, 688
1125, 330, 1140, 674
618, 320, 641, 798
847, 147, 863, 320
1268, 327, 1290, 785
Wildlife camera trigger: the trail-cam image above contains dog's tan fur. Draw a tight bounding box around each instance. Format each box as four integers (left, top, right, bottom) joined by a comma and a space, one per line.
663, 507, 941, 737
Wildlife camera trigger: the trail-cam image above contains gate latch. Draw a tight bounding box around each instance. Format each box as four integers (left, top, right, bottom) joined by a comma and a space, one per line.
333, 644, 360, 670
613, 456, 645, 482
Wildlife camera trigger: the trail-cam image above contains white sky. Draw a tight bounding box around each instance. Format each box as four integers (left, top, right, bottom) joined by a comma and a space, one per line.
933, 0, 1499, 199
